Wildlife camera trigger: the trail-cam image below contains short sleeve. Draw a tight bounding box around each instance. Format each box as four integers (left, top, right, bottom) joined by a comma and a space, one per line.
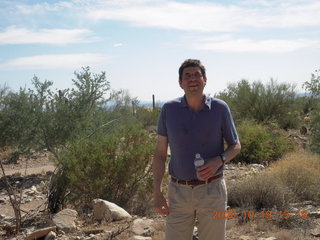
157, 104, 168, 137
222, 103, 239, 145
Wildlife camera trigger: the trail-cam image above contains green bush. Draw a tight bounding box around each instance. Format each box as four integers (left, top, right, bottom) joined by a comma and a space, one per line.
0, 67, 111, 156
48, 123, 156, 214
136, 106, 160, 128
303, 69, 320, 153
235, 120, 293, 164
216, 79, 298, 129
309, 109, 320, 153
0, 88, 38, 152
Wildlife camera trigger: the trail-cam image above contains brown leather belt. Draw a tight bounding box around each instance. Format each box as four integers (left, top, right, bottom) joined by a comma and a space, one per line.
171, 173, 223, 186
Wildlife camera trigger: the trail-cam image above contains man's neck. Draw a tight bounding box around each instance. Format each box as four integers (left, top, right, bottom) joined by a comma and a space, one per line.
185, 93, 205, 112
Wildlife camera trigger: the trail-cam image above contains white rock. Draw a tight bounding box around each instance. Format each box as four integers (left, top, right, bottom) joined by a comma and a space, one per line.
249, 164, 265, 170
131, 218, 155, 236
304, 205, 313, 211
193, 226, 198, 236
311, 226, 320, 237
128, 236, 152, 240
31, 185, 38, 192
257, 237, 277, 240
92, 199, 132, 221
44, 231, 57, 240
52, 209, 78, 233
24, 198, 32, 203
310, 210, 320, 218
239, 236, 252, 240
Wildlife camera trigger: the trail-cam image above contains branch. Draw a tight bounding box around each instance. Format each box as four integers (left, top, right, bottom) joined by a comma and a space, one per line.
85, 119, 119, 139
0, 158, 21, 234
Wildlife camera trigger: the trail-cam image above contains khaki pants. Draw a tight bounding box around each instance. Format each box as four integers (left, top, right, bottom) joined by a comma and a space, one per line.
165, 177, 227, 240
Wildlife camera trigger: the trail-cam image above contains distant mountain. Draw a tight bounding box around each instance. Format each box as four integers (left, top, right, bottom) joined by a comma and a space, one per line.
139, 101, 165, 107
296, 92, 312, 97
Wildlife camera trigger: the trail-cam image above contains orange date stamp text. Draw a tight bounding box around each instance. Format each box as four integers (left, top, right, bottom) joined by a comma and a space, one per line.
211, 210, 309, 220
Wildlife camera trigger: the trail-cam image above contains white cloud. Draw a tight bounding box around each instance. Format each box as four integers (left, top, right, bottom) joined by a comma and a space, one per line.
84, 1, 320, 32
86, 2, 247, 32
15, 1, 74, 14
113, 43, 123, 47
1, 54, 108, 70
191, 35, 320, 53
5, 0, 320, 32
0, 27, 95, 45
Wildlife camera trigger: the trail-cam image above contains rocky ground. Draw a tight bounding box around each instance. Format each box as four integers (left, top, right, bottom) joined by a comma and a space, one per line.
1, 152, 320, 240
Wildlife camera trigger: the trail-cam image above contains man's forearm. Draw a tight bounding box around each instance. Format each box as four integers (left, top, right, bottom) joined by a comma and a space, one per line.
223, 141, 241, 163
153, 154, 166, 194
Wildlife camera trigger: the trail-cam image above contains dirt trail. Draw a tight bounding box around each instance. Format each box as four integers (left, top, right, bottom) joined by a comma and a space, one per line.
1, 155, 55, 177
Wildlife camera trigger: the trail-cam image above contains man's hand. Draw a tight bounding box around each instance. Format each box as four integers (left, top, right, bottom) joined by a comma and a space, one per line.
197, 156, 223, 181
154, 192, 170, 216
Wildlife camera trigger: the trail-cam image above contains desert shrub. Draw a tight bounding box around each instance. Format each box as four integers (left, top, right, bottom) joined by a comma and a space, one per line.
216, 79, 297, 129
0, 88, 38, 153
0, 67, 111, 156
48, 123, 156, 213
268, 151, 320, 202
228, 173, 294, 211
136, 106, 161, 128
234, 120, 293, 163
303, 69, 320, 153
276, 110, 301, 130
309, 110, 320, 153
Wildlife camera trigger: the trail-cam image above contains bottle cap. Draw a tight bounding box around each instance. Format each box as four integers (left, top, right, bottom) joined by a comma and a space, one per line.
195, 153, 200, 158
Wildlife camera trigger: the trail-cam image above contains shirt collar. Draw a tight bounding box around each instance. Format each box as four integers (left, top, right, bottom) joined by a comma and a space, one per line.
180, 95, 212, 110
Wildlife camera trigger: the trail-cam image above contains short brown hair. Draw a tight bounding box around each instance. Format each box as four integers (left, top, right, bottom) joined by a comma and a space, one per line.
178, 59, 206, 82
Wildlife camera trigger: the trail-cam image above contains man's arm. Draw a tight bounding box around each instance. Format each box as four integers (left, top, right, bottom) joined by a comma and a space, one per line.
153, 135, 170, 215
198, 141, 241, 181
222, 140, 242, 164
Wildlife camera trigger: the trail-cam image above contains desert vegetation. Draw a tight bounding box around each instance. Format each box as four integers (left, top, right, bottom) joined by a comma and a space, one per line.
0, 67, 319, 239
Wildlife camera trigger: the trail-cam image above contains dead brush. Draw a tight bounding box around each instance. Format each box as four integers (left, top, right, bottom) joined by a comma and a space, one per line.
228, 173, 294, 211
267, 150, 320, 202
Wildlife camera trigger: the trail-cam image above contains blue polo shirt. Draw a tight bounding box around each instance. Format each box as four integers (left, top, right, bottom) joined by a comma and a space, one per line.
157, 95, 239, 180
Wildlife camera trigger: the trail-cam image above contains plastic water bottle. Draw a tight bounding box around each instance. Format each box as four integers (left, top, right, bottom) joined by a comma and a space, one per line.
194, 153, 205, 180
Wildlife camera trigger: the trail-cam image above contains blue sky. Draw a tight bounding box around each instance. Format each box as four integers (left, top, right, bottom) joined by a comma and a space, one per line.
0, 0, 319, 102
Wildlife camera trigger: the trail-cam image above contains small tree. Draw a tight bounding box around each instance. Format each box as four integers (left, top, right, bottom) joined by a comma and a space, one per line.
304, 69, 320, 153
0, 67, 112, 233
304, 69, 320, 97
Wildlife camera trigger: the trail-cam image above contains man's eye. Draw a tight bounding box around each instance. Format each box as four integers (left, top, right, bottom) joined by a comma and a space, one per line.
184, 73, 202, 79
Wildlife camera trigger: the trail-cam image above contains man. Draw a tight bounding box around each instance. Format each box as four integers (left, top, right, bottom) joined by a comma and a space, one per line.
153, 59, 241, 240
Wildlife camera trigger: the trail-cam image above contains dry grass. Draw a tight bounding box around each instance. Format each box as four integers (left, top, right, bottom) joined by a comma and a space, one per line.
226, 149, 319, 239
274, 229, 304, 240
268, 150, 320, 202
228, 150, 320, 211
228, 173, 294, 210
225, 218, 313, 240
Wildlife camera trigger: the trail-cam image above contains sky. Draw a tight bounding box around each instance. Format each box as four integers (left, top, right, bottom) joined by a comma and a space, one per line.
0, 0, 319, 102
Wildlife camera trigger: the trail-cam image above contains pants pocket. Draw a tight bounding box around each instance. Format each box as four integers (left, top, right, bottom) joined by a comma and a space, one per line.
207, 179, 227, 201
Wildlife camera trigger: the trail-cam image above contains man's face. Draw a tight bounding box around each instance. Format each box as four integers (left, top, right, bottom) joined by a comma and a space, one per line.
179, 66, 207, 94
